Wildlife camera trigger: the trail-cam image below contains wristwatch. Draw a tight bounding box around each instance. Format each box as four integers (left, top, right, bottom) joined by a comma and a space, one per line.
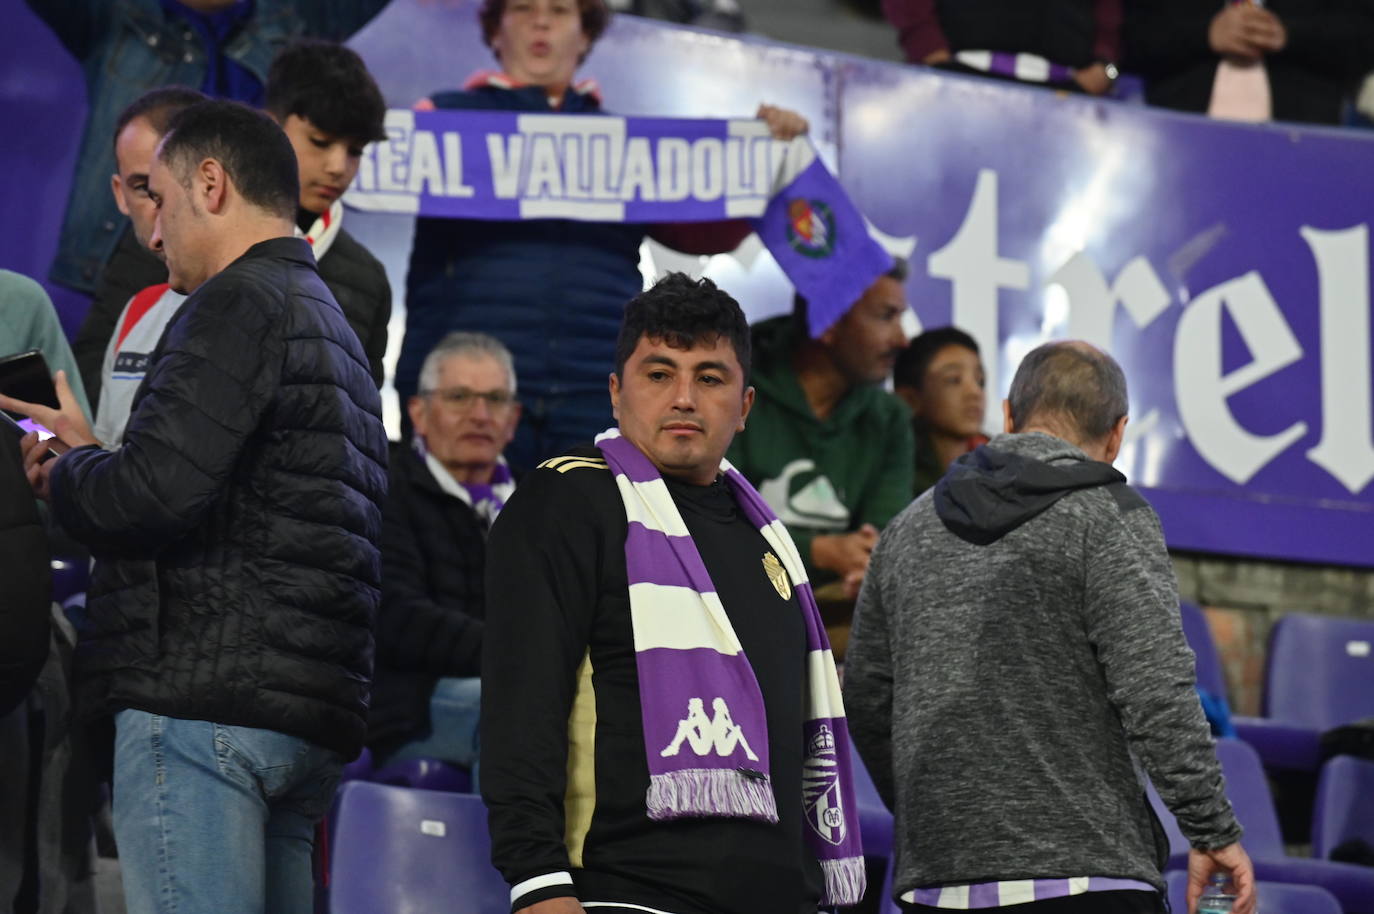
1100, 60, 1121, 82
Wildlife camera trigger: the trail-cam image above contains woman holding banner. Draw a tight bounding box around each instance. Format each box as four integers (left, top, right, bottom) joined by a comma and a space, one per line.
398, 0, 808, 472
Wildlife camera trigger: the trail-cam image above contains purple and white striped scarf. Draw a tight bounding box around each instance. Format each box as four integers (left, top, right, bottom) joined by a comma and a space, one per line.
595, 429, 865, 906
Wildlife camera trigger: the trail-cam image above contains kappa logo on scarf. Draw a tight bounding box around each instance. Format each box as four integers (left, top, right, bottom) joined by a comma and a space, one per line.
785, 198, 836, 259
802, 724, 847, 845
660, 697, 760, 761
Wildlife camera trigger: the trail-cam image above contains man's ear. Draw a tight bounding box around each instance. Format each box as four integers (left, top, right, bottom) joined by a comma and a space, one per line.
737, 385, 756, 431
1002, 399, 1015, 434
200, 158, 229, 214
608, 371, 622, 421
1102, 414, 1129, 464
407, 396, 428, 441
111, 174, 130, 216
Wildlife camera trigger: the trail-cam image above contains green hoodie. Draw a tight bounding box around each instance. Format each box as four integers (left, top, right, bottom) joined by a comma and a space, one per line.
727, 316, 914, 583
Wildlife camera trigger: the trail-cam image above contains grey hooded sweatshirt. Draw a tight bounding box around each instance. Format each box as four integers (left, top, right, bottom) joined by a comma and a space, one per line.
845, 432, 1240, 898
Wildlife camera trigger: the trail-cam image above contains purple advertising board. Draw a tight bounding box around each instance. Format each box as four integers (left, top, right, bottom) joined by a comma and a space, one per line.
836, 66, 1374, 567
4, 1, 1372, 566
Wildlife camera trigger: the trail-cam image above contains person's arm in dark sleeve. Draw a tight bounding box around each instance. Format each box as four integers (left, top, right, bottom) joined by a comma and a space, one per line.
49, 284, 285, 555
0, 435, 51, 717
481, 468, 601, 909
1093, 0, 1124, 64
375, 471, 483, 678
1082, 493, 1242, 850
646, 220, 753, 256
364, 276, 391, 388
842, 526, 897, 809
881, 0, 949, 64
293, 0, 393, 40
23, 0, 107, 59
1273, 4, 1374, 81
1122, 1, 1218, 78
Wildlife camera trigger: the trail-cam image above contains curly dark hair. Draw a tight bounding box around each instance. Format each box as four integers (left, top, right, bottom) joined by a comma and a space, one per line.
615, 273, 751, 384
478, 0, 612, 63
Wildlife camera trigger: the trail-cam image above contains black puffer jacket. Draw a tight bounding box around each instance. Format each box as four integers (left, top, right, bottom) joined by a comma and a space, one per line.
367, 444, 486, 757
51, 238, 389, 757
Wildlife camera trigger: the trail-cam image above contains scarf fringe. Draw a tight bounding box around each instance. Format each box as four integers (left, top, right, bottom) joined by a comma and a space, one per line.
820, 855, 867, 906
646, 770, 779, 824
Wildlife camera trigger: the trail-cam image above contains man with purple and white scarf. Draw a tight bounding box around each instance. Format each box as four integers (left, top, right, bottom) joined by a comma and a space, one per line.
482, 273, 865, 914
365, 331, 520, 779
846, 342, 1256, 914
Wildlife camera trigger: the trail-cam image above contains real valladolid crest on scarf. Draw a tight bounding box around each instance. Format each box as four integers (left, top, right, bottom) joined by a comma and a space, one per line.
594, 428, 866, 906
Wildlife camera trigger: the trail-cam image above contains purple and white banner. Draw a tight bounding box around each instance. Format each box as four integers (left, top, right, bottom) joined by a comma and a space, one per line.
345, 108, 891, 334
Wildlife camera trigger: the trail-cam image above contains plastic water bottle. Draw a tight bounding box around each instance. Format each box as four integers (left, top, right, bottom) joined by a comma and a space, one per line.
1197, 871, 1237, 913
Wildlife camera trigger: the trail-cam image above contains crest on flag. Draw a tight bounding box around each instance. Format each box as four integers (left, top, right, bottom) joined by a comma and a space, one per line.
786, 198, 836, 259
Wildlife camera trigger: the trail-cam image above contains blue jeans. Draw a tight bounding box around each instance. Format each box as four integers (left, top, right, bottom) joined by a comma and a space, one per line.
383, 677, 482, 785
113, 709, 342, 914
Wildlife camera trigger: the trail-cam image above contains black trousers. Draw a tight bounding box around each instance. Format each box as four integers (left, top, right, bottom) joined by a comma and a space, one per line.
902, 889, 1165, 914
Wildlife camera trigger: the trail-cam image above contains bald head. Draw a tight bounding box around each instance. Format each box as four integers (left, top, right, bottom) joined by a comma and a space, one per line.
1006, 341, 1128, 452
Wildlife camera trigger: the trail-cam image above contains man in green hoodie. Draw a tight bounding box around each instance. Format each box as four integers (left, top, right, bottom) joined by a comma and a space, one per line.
727, 260, 914, 594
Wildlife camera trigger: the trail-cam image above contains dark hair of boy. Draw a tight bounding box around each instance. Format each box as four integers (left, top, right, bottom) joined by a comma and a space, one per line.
264, 40, 387, 145
614, 273, 752, 384
894, 326, 980, 392
111, 86, 210, 154
159, 100, 301, 222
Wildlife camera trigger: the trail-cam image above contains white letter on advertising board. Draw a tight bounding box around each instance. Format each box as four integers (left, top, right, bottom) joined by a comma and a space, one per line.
1302, 224, 1374, 493
1174, 271, 1307, 485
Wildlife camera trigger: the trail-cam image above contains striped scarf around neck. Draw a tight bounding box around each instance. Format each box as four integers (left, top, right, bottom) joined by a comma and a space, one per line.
594, 428, 865, 906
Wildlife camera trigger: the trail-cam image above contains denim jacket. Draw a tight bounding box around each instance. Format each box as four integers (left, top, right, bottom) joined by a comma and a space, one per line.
26, 0, 390, 292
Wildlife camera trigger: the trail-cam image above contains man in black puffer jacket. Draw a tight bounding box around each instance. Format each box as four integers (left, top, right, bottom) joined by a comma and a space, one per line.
2, 100, 388, 914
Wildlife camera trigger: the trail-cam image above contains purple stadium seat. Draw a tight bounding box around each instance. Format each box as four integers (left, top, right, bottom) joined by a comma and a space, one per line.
1179, 601, 1227, 700
849, 741, 893, 860
1313, 755, 1374, 860
329, 781, 508, 914
1233, 614, 1374, 773
1166, 871, 1342, 914
371, 757, 473, 793
1150, 738, 1374, 914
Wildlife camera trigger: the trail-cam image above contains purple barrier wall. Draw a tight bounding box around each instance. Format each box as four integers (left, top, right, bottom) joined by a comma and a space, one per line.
4, 0, 1372, 566
1, 2, 91, 337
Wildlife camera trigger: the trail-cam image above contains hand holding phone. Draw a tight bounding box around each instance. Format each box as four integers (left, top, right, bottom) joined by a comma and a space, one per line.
0, 366, 99, 455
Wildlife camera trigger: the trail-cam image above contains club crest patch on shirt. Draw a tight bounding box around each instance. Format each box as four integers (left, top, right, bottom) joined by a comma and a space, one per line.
762, 551, 791, 601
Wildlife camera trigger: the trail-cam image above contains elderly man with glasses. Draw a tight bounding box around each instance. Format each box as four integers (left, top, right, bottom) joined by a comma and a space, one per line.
365, 331, 522, 782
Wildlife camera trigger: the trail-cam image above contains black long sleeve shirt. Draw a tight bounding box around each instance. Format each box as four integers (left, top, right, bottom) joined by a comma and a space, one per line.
481, 446, 822, 914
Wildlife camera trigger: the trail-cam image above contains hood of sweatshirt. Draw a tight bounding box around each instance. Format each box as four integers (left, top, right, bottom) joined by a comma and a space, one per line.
933, 432, 1126, 545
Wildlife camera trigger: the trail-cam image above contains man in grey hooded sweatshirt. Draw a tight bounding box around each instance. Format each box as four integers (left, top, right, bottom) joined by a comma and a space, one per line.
845, 341, 1256, 914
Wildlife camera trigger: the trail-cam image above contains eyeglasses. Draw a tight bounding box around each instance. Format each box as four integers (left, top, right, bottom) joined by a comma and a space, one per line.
422, 387, 518, 413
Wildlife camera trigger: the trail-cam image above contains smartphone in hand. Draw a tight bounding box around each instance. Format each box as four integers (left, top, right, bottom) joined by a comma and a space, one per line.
0, 350, 60, 419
